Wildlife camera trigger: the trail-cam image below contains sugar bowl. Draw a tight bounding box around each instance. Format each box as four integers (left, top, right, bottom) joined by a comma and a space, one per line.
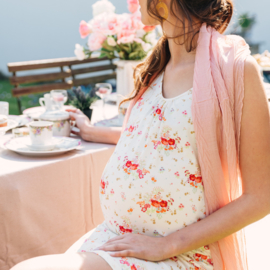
39, 110, 73, 137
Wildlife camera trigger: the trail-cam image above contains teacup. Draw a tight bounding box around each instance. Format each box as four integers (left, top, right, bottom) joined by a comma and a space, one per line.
29, 121, 53, 146
39, 93, 54, 111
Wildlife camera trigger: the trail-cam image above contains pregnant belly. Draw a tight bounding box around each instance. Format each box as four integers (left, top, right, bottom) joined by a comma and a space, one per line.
99, 162, 207, 237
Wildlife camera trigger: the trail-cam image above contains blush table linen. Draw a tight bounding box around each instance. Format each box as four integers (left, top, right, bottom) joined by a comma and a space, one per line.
0, 103, 117, 270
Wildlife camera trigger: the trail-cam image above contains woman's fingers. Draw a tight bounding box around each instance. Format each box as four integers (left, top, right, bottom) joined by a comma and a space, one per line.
97, 243, 130, 252
109, 250, 133, 257
68, 112, 77, 121
71, 129, 80, 136
65, 108, 77, 113
105, 235, 125, 244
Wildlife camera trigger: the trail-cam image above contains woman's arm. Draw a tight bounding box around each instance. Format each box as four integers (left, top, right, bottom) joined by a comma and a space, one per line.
67, 109, 122, 145
164, 55, 270, 255
95, 55, 270, 261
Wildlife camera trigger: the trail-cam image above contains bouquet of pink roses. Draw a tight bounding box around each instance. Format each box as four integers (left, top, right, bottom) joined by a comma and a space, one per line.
74, 0, 159, 61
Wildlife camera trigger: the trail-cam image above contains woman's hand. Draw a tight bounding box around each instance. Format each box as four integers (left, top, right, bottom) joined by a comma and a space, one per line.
66, 108, 92, 140
95, 233, 174, 262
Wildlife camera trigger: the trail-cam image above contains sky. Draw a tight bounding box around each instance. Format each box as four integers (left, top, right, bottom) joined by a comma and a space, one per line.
0, 0, 269, 76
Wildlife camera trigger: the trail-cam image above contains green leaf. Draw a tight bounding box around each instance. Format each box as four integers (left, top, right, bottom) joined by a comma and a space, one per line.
102, 39, 115, 52
118, 51, 127, 60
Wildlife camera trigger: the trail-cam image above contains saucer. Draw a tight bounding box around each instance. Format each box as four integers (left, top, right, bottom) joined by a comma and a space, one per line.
3, 136, 81, 157
25, 137, 63, 151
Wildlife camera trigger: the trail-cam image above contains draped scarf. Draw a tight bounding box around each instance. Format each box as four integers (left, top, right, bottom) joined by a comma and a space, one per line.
122, 22, 251, 270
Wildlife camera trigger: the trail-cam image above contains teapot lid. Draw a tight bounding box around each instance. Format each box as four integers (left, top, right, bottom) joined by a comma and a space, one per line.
39, 110, 70, 121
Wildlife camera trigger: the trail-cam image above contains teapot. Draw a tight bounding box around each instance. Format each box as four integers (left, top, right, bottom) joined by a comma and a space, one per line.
39, 110, 74, 137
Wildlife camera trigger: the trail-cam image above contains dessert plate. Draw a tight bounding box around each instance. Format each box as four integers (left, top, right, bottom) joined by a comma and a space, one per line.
3, 136, 81, 157
0, 119, 19, 136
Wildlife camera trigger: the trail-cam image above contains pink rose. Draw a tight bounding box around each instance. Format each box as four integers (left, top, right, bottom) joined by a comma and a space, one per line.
143, 25, 156, 32
127, 0, 139, 13
117, 29, 136, 44
90, 13, 120, 36
79, 20, 92, 38
131, 10, 144, 30
117, 14, 132, 31
117, 34, 135, 44
87, 32, 106, 51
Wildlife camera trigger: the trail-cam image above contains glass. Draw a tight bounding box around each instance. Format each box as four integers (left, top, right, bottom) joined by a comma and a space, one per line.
95, 83, 112, 118
0, 101, 9, 116
50, 90, 68, 110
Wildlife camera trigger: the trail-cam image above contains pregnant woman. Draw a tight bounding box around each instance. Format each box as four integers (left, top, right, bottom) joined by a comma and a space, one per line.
12, 0, 270, 269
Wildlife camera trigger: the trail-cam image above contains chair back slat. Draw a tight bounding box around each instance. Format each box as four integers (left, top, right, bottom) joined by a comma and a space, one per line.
10, 70, 72, 84
7, 55, 117, 113
12, 82, 73, 97
73, 73, 116, 86
7, 56, 116, 72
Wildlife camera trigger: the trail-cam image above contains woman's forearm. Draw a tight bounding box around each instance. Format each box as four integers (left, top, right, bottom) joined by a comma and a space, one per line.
164, 194, 270, 257
81, 123, 122, 145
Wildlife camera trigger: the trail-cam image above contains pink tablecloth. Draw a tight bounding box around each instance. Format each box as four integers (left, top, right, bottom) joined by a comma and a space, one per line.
0, 104, 118, 270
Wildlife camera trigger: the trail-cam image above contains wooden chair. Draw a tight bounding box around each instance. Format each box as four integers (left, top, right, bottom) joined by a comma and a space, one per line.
7, 55, 117, 114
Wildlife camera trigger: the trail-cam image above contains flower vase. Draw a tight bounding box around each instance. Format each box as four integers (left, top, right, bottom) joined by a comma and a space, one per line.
115, 60, 142, 125
83, 108, 93, 120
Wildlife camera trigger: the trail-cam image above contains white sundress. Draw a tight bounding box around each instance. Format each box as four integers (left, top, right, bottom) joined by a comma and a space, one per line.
77, 70, 214, 270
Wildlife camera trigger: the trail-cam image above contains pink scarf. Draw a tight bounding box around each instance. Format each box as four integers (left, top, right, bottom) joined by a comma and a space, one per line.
122, 22, 251, 270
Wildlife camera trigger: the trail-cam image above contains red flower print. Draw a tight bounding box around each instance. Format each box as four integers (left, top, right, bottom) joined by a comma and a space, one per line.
126, 161, 132, 167
151, 199, 160, 208
145, 203, 150, 208
131, 264, 137, 270
185, 142, 190, 147
119, 226, 126, 233
141, 207, 147, 212
100, 180, 105, 189
204, 245, 209, 250
128, 126, 134, 132
168, 138, 175, 145
130, 164, 139, 170
169, 256, 178, 262
161, 137, 168, 145
156, 108, 161, 114
179, 203, 184, 208
189, 174, 196, 181
195, 176, 202, 183
207, 258, 214, 265
160, 200, 168, 207
194, 253, 208, 260
119, 226, 133, 234
139, 174, 144, 179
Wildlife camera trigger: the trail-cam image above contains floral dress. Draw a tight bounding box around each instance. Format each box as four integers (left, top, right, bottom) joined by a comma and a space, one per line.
77, 70, 214, 270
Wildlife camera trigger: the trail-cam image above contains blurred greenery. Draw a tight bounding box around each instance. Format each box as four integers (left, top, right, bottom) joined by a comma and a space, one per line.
0, 79, 44, 115
0, 74, 116, 115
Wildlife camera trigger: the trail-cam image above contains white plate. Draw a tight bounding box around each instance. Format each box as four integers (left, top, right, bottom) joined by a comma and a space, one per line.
0, 119, 19, 135
25, 137, 64, 151
23, 105, 75, 120
3, 136, 81, 157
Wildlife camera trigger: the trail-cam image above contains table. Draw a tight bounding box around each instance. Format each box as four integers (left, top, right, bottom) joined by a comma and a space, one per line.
0, 102, 118, 270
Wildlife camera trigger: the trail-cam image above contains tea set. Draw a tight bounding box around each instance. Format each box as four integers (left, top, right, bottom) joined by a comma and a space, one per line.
2, 90, 81, 157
